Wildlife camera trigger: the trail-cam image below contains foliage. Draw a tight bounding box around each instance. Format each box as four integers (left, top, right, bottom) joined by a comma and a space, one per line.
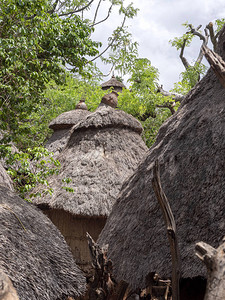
0, 0, 100, 148
118, 58, 176, 147
172, 63, 207, 95
3, 146, 61, 200
169, 22, 194, 50
215, 18, 225, 33
101, 27, 139, 77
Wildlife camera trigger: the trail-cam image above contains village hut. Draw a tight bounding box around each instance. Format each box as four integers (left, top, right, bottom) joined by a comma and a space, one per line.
46, 100, 90, 156
98, 25, 225, 300
33, 99, 148, 272
101, 75, 126, 93
0, 183, 86, 300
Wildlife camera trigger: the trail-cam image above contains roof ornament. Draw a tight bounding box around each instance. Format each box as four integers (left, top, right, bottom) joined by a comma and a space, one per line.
75, 99, 88, 110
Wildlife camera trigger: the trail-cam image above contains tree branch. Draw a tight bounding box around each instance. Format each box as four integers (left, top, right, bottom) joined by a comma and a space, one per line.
206, 22, 217, 51
202, 44, 225, 88
88, 15, 126, 63
152, 160, 181, 300
195, 238, 225, 300
157, 85, 184, 102
92, 4, 113, 27
92, 0, 102, 25
180, 38, 191, 70
59, 0, 95, 17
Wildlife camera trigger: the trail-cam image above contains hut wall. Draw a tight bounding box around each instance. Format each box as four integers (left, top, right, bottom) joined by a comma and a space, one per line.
43, 208, 107, 271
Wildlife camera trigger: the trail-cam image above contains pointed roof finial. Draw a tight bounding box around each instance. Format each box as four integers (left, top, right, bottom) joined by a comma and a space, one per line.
75, 99, 88, 110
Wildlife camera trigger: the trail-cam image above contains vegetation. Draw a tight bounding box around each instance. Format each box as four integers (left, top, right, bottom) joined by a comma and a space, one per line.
1, 0, 222, 199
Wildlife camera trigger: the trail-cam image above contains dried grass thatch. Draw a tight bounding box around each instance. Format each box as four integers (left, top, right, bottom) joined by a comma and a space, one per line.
0, 162, 14, 191
98, 26, 225, 289
101, 75, 126, 93
33, 105, 147, 217
46, 109, 90, 155
0, 185, 86, 299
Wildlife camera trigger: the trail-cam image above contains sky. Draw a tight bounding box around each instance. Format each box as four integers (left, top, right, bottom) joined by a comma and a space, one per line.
89, 0, 225, 90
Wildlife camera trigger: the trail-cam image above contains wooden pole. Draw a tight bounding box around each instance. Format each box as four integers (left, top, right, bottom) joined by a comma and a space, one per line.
152, 160, 180, 300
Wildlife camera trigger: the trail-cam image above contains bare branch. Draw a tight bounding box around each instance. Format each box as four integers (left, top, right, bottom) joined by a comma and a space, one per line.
156, 103, 176, 115
180, 39, 191, 70
88, 15, 126, 63
195, 28, 209, 65
92, 0, 102, 25
92, 4, 113, 27
59, 0, 95, 17
206, 22, 217, 51
157, 85, 184, 102
202, 44, 225, 89
152, 160, 181, 300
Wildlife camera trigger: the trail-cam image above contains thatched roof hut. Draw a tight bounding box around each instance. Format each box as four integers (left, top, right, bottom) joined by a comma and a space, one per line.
46, 105, 90, 155
0, 184, 86, 299
33, 104, 148, 270
101, 75, 126, 93
98, 26, 225, 292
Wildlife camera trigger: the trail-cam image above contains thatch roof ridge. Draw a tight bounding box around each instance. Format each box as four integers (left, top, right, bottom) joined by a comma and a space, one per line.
98, 27, 225, 288
49, 109, 91, 130
71, 105, 143, 134
0, 185, 86, 299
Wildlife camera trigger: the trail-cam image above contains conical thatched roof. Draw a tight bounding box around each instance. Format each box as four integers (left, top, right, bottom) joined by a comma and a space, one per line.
46, 109, 90, 155
98, 27, 225, 289
0, 185, 86, 299
101, 75, 126, 92
33, 105, 147, 216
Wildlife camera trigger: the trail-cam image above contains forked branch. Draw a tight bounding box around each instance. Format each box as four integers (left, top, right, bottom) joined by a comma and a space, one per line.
152, 160, 180, 300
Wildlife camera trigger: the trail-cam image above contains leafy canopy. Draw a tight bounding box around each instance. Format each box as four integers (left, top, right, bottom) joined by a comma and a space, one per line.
0, 0, 100, 147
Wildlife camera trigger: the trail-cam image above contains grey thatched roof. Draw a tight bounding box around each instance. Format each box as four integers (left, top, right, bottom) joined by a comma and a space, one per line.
0, 162, 14, 191
98, 27, 225, 289
0, 185, 86, 299
46, 109, 91, 155
49, 109, 90, 130
33, 106, 147, 216
101, 75, 126, 92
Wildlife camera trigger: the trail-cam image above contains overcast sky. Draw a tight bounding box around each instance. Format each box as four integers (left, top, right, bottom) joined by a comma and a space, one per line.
90, 0, 225, 90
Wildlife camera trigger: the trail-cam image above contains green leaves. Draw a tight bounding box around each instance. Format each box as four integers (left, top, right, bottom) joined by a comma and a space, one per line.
3, 146, 61, 201
0, 0, 100, 147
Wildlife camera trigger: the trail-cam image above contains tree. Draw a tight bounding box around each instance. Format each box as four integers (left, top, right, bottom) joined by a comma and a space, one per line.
0, 0, 138, 148
118, 58, 178, 147
170, 19, 225, 94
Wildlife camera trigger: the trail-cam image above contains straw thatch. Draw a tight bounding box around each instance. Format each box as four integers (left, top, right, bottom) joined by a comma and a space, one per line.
0, 162, 14, 191
0, 185, 86, 299
46, 109, 90, 155
101, 75, 126, 93
34, 105, 147, 217
98, 26, 225, 289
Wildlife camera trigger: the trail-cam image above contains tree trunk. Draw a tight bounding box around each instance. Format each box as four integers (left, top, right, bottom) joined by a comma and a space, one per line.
0, 270, 19, 300
195, 238, 225, 300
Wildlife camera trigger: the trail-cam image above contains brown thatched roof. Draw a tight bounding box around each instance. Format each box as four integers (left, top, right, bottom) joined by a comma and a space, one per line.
0, 185, 86, 299
98, 27, 225, 289
33, 106, 147, 216
101, 75, 126, 92
0, 162, 14, 191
